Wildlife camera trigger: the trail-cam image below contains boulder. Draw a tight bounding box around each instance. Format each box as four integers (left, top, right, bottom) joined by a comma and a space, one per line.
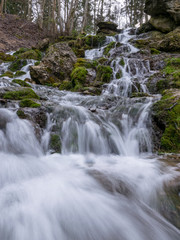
145, 0, 180, 25
97, 21, 121, 35
149, 16, 176, 33
30, 42, 77, 85
97, 22, 118, 31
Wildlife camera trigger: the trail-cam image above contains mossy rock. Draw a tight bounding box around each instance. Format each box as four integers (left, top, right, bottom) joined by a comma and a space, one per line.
103, 42, 116, 56
13, 48, 30, 56
12, 79, 31, 87
14, 71, 26, 77
16, 109, 27, 119
3, 88, 40, 100
49, 134, 61, 153
0, 52, 15, 62
131, 92, 150, 98
74, 58, 97, 69
150, 48, 161, 55
59, 80, 72, 90
98, 57, 107, 64
96, 65, 112, 83
18, 49, 42, 60
19, 99, 41, 108
71, 67, 88, 90
8, 59, 27, 72
0, 71, 13, 78
115, 70, 122, 79
119, 58, 125, 66
153, 90, 180, 153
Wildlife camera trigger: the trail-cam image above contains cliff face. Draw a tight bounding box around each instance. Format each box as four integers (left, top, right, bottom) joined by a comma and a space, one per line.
0, 14, 46, 52
145, 0, 180, 25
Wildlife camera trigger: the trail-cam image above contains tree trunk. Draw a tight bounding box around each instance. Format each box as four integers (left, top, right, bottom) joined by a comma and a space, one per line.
0, 0, 4, 14
81, 0, 89, 33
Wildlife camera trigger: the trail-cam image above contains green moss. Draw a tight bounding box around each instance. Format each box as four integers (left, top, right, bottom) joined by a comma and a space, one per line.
59, 80, 72, 90
103, 42, 116, 56
35, 61, 40, 66
9, 59, 27, 72
116, 70, 122, 79
12, 79, 31, 87
161, 57, 180, 89
150, 48, 161, 54
0, 52, 15, 62
49, 134, 61, 153
74, 58, 97, 69
3, 88, 40, 100
14, 71, 26, 77
19, 99, 41, 108
16, 109, 26, 119
98, 57, 107, 64
119, 58, 125, 66
13, 48, 30, 56
71, 67, 88, 89
0, 71, 13, 78
18, 49, 42, 60
153, 90, 180, 152
96, 65, 112, 83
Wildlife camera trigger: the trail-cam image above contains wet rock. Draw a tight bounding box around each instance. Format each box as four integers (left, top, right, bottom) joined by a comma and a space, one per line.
30, 42, 77, 85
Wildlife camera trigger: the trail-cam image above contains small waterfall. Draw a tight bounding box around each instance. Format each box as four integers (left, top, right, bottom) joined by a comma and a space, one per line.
0, 28, 180, 239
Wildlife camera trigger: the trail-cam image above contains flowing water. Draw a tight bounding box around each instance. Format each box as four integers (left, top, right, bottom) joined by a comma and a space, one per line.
0, 29, 180, 240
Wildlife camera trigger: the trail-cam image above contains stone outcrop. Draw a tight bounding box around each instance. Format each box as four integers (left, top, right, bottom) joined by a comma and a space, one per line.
30, 42, 77, 85
97, 21, 121, 35
145, 0, 180, 33
145, 0, 180, 24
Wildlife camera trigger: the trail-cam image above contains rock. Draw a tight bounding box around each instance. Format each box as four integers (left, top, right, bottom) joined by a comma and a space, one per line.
136, 22, 155, 35
152, 89, 180, 152
30, 42, 77, 85
145, 0, 180, 25
36, 38, 49, 51
97, 22, 118, 31
97, 21, 121, 35
149, 16, 176, 33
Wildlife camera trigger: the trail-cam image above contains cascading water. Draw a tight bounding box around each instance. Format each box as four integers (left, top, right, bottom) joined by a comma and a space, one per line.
0, 29, 180, 240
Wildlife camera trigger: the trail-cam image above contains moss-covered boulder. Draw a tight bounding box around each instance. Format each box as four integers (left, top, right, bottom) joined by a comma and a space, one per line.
30, 42, 77, 85
103, 42, 116, 56
97, 21, 120, 35
59, 80, 72, 91
0, 52, 15, 62
12, 79, 31, 87
8, 59, 27, 72
152, 89, 180, 153
19, 99, 41, 108
17, 49, 42, 60
3, 88, 40, 100
71, 67, 88, 90
14, 71, 26, 77
96, 65, 112, 83
0, 71, 14, 78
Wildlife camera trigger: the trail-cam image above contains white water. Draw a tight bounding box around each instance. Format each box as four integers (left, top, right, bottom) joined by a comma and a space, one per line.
0, 29, 180, 239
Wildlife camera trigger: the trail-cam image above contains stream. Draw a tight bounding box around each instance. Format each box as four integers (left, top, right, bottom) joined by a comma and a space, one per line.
0, 29, 180, 240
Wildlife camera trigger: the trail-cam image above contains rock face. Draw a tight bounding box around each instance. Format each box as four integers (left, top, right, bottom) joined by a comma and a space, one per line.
30, 42, 77, 85
145, 0, 180, 27
149, 16, 176, 33
97, 21, 121, 35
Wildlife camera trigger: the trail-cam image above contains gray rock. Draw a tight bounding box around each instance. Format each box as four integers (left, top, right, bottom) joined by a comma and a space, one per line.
30, 42, 77, 85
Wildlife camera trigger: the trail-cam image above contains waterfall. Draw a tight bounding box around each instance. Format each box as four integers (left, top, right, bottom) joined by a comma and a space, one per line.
0, 29, 180, 240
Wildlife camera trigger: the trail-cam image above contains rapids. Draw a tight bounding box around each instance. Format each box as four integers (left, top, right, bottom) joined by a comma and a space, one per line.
0, 29, 180, 240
